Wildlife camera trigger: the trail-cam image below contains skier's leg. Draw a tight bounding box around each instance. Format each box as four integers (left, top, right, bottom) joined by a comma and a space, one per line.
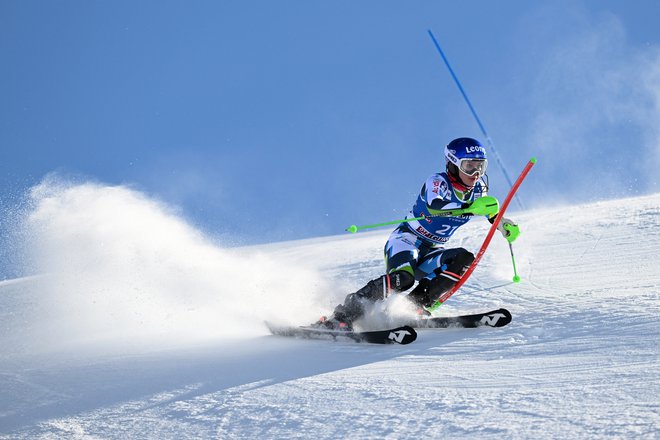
332, 270, 415, 324
320, 228, 420, 328
407, 247, 475, 308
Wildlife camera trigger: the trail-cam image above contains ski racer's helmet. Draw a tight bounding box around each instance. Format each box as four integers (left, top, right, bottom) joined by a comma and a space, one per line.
444, 137, 488, 178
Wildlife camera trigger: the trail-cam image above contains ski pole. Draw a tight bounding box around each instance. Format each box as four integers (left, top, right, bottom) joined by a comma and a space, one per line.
346, 210, 466, 234
345, 196, 499, 233
509, 242, 520, 283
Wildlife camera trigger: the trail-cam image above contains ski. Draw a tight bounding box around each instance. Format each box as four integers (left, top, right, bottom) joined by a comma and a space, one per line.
265, 309, 508, 344
411, 308, 512, 329
265, 322, 417, 345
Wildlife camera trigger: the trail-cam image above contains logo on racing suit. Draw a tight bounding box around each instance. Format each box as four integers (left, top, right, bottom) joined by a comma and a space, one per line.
415, 226, 449, 243
431, 178, 449, 198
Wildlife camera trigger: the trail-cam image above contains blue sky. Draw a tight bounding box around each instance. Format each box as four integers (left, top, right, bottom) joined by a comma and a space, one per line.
2, 1, 660, 261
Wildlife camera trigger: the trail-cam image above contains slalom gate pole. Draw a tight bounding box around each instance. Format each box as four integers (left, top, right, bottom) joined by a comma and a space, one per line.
427, 29, 524, 211
428, 157, 537, 311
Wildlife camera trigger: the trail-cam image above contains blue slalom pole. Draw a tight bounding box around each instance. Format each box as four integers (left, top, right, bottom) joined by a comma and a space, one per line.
427, 29, 524, 210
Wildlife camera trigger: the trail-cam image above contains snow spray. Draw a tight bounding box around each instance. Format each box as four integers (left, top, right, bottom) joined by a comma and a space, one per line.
8, 176, 327, 355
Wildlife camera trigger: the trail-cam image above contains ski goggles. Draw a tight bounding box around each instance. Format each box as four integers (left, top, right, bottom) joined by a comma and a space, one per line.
459, 158, 488, 176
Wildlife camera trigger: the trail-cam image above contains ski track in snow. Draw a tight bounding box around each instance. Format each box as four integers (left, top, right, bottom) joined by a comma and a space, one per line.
1, 194, 659, 439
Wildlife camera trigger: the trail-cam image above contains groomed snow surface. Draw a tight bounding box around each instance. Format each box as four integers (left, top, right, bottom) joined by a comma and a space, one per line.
1, 186, 658, 439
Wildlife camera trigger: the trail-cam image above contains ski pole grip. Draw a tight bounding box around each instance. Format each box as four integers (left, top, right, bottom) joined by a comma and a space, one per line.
467, 196, 500, 216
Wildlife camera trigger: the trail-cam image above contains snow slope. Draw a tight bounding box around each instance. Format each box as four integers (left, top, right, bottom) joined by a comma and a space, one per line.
1, 189, 659, 439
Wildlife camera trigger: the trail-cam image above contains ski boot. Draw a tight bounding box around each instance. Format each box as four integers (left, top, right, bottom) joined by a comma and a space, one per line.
407, 248, 475, 311
312, 270, 415, 331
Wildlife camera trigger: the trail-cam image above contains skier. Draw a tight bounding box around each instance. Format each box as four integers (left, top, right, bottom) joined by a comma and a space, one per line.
315, 137, 520, 330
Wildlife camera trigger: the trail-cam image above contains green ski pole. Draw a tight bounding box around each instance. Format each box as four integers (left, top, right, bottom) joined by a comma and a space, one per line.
346, 196, 499, 234
345, 211, 464, 234
509, 242, 520, 283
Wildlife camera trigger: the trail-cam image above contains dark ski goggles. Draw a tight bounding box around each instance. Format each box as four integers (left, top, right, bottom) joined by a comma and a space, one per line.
459, 158, 488, 176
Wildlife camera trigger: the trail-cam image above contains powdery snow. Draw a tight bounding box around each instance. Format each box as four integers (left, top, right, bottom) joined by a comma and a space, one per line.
0, 188, 658, 439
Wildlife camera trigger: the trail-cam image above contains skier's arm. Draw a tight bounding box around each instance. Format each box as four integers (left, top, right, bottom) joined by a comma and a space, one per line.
423, 175, 464, 214
428, 197, 464, 213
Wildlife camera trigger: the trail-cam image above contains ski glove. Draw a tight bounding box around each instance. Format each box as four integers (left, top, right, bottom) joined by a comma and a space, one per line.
497, 217, 520, 243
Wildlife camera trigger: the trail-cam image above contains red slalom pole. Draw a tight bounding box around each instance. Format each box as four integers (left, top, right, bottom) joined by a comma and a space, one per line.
428, 157, 537, 310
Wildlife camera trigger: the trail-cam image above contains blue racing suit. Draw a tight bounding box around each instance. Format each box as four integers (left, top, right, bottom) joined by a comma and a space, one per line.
330, 171, 488, 324
385, 171, 487, 282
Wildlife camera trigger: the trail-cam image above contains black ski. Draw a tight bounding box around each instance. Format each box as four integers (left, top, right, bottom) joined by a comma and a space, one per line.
411, 308, 512, 329
265, 309, 508, 344
265, 322, 417, 345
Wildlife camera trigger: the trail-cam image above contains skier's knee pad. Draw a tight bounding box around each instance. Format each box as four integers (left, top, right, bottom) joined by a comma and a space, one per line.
387, 270, 415, 293
439, 248, 474, 278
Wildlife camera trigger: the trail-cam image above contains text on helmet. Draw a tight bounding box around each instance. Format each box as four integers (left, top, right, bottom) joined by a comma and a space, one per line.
465, 145, 486, 154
